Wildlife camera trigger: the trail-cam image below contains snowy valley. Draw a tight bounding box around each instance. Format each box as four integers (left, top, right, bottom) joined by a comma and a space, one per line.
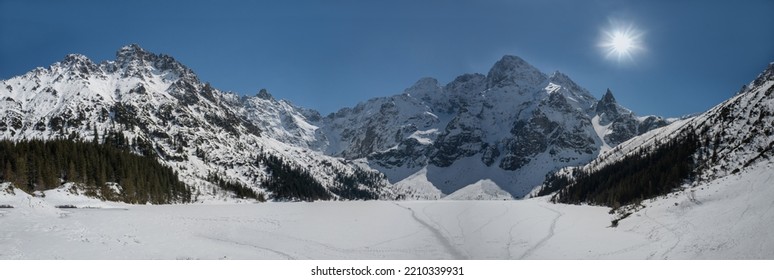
2, 45, 774, 259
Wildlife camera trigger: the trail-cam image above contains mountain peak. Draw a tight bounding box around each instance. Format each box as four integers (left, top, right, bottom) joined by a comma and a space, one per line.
120, 43, 144, 52
498, 54, 528, 64
60, 53, 98, 74
549, 70, 570, 80
490, 55, 532, 74
116, 43, 151, 63
405, 77, 441, 95
601, 88, 617, 104
256, 88, 274, 100
595, 88, 622, 118
112, 44, 195, 81
549, 71, 582, 92
486, 55, 547, 90
62, 53, 92, 64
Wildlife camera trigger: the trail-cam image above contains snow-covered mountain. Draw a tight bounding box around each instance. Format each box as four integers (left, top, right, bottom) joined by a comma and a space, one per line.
0, 45, 668, 202
592, 89, 668, 151
539, 61, 774, 205
0, 44, 390, 202
312, 55, 668, 198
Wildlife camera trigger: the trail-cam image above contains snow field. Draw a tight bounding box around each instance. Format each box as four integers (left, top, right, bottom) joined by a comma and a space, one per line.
2, 161, 772, 259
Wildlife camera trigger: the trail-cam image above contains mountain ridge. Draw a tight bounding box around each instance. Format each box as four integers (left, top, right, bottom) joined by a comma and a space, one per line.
1, 45, 670, 202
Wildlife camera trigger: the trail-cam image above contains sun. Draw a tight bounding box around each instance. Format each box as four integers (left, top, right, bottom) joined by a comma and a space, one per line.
599, 22, 645, 63
611, 32, 634, 53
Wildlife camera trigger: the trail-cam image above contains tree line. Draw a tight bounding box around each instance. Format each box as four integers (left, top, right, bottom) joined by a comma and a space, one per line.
206, 172, 266, 202
258, 152, 332, 201
256, 151, 385, 201
0, 139, 191, 204
330, 167, 383, 200
540, 130, 699, 208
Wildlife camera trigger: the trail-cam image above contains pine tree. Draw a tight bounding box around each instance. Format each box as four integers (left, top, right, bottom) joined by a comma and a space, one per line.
2, 161, 14, 183
66, 161, 77, 182
14, 155, 29, 191
93, 127, 99, 144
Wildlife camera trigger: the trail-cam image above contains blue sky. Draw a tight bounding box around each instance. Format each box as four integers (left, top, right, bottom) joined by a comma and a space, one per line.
2, 0, 773, 117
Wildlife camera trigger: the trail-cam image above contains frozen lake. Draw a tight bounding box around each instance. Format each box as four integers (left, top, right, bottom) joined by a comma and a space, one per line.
2, 163, 773, 260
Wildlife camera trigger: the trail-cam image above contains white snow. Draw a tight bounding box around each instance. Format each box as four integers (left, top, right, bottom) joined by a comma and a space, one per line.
407, 128, 437, 145
544, 82, 562, 94
389, 167, 444, 200
379, 147, 598, 200
591, 115, 613, 152
3, 160, 772, 259
37, 184, 129, 209
443, 179, 514, 200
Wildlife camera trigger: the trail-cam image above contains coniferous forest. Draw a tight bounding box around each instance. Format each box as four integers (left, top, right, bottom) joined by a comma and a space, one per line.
206, 172, 266, 202
330, 168, 383, 200
539, 131, 699, 208
256, 151, 383, 201
0, 139, 191, 204
0, 134, 385, 204
258, 152, 333, 201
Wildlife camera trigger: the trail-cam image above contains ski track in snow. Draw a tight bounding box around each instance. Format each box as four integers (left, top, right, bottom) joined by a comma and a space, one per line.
451, 205, 474, 258
199, 235, 296, 260
363, 229, 423, 248
505, 217, 530, 259
590, 240, 653, 259
249, 229, 352, 258
738, 179, 753, 221
642, 207, 681, 259
392, 203, 468, 259
471, 205, 509, 234
455, 205, 472, 238
519, 204, 562, 259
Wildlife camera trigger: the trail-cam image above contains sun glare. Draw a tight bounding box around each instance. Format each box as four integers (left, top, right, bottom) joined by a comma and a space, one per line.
611, 32, 633, 53
600, 22, 644, 63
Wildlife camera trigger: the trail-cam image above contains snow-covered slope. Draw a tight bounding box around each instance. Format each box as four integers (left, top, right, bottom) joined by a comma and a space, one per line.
240, 89, 326, 150
443, 180, 514, 200
0, 44, 391, 202
541, 61, 774, 204
315, 55, 669, 198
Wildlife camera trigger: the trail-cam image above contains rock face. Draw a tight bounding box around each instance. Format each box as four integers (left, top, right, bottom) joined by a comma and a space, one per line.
312, 55, 669, 198
593, 89, 668, 148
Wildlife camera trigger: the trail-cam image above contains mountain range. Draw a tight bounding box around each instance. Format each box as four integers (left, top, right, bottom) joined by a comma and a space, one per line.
309, 55, 670, 199
0, 44, 694, 202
